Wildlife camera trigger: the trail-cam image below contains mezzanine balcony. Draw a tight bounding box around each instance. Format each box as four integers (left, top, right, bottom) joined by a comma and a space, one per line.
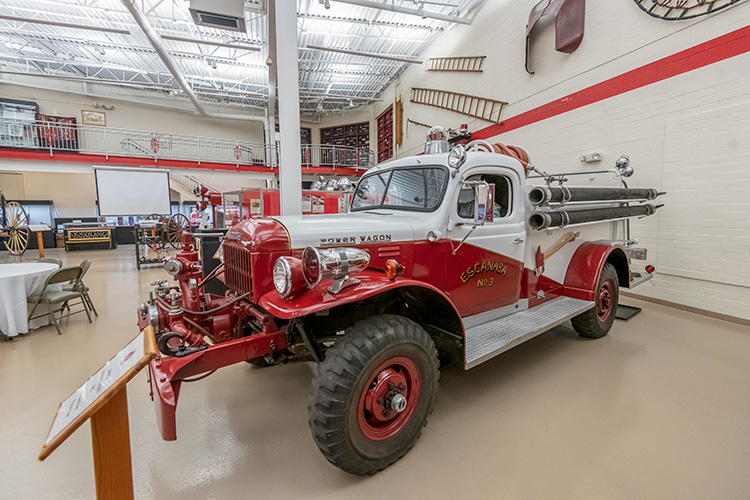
0, 118, 375, 174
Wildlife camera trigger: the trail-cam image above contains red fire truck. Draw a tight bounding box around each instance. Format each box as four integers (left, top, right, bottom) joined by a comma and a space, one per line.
139, 131, 662, 475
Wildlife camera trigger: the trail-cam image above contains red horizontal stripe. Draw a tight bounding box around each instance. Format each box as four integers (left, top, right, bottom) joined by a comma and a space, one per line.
473, 24, 750, 140
0, 149, 366, 176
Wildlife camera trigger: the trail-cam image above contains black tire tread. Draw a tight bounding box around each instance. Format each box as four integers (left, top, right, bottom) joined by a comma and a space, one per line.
571, 263, 619, 338
308, 314, 439, 476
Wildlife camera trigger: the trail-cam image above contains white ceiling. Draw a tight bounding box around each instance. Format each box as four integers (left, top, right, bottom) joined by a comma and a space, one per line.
0, 0, 481, 119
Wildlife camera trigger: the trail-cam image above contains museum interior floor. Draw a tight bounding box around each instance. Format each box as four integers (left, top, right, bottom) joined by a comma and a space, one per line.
1, 246, 749, 500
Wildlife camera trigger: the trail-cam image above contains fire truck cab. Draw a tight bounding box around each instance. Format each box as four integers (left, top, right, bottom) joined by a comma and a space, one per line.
139, 130, 662, 476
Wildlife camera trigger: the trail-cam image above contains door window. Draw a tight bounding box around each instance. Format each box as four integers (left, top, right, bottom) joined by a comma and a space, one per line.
456, 174, 513, 220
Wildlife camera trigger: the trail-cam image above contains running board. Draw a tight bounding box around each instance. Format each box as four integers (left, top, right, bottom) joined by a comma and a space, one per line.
464, 296, 595, 369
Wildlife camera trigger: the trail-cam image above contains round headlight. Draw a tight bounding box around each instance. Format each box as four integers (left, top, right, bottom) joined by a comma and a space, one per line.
273, 256, 307, 299
273, 258, 292, 297
448, 144, 467, 170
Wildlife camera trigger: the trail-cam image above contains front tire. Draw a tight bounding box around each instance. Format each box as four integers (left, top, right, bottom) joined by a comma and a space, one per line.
571, 263, 619, 338
308, 314, 439, 476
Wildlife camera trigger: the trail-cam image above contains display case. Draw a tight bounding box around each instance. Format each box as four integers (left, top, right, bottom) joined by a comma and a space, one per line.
0, 98, 38, 149
10, 200, 56, 249
63, 222, 116, 252
219, 191, 244, 228
320, 122, 370, 167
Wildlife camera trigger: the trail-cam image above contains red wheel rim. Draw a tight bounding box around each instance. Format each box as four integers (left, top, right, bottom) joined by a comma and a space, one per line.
597, 281, 614, 321
357, 356, 421, 441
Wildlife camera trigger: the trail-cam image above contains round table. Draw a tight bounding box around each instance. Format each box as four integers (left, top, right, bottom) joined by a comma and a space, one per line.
0, 262, 61, 337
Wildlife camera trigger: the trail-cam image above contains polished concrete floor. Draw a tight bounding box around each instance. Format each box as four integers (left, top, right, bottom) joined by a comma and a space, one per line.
1, 246, 749, 500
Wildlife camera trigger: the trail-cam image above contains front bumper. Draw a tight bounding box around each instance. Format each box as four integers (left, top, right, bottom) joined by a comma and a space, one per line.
147, 328, 289, 440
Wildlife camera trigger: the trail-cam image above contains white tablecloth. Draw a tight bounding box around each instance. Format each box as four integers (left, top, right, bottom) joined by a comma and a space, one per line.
0, 263, 61, 337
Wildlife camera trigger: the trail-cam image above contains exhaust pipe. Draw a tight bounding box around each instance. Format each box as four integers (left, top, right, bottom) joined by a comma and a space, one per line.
529, 204, 661, 230
529, 186, 663, 206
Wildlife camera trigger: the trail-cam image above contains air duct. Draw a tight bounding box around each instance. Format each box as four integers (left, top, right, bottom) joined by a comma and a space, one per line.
189, 0, 246, 32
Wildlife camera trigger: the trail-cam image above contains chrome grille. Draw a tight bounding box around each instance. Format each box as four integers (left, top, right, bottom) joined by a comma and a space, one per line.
224, 243, 252, 295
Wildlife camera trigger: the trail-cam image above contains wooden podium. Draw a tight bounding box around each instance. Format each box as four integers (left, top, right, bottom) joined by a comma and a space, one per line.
28, 224, 52, 258
40, 328, 157, 499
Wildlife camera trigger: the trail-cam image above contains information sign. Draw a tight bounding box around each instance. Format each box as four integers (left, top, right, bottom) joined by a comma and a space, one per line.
40, 328, 157, 459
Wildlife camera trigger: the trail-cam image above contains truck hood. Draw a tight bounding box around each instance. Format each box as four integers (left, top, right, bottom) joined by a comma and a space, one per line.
271, 212, 415, 249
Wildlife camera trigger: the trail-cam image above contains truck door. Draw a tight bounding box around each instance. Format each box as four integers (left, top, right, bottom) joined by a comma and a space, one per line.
446, 169, 526, 317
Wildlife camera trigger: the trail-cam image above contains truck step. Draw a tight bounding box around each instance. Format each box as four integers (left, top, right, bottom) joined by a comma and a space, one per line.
464, 296, 594, 369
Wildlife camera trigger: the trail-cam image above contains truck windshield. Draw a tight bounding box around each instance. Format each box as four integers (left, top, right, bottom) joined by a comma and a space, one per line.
351, 167, 448, 212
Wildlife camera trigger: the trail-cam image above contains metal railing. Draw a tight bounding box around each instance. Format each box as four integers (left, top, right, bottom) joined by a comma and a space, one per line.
300, 144, 374, 170
0, 118, 375, 169
169, 172, 219, 195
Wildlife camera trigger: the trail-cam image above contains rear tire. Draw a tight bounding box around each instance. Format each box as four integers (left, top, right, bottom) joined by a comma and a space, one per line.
572, 263, 619, 338
308, 314, 439, 476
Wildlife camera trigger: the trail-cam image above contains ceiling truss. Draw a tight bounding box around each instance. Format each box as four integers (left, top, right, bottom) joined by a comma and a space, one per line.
0, 0, 480, 118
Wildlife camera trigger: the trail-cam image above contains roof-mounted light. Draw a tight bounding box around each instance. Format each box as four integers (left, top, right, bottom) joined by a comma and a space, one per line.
424, 126, 449, 155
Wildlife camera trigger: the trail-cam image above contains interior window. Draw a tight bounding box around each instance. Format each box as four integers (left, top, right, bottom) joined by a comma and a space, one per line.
456, 174, 512, 219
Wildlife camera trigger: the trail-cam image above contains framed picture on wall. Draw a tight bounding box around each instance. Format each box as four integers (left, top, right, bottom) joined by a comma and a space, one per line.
81, 110, 106, 126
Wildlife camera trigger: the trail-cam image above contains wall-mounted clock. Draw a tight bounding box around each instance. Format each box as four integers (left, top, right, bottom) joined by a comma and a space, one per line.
633, 0, 746, 20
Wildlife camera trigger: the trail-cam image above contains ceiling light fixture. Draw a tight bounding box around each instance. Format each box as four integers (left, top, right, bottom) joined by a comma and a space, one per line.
324, 0, 331, 8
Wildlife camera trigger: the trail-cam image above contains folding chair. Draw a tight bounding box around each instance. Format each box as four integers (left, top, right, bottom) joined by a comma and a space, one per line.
62, 259, 98, 317
27, 266, 92, 335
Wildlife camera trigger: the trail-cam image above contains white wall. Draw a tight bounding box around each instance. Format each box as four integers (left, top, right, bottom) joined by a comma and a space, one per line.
361, 2, 750, 319
0, 79, 265, 142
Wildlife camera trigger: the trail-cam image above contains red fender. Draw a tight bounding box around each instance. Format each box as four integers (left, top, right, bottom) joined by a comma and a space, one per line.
258, 269, 463, 324
564, 242, 628, 301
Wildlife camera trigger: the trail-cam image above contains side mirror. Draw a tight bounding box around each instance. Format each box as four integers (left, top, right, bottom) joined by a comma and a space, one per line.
473, 182, 494, 225
452, 181, 494, 255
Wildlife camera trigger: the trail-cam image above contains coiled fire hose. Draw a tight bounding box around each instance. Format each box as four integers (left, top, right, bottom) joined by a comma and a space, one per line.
491, 142, 530, 169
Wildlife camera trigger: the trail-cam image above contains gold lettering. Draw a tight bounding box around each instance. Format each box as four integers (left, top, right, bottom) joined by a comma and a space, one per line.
461, 261, 508, 283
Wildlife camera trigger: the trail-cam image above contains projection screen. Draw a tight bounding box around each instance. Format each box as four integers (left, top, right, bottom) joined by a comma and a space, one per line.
94, 167, 171, 216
